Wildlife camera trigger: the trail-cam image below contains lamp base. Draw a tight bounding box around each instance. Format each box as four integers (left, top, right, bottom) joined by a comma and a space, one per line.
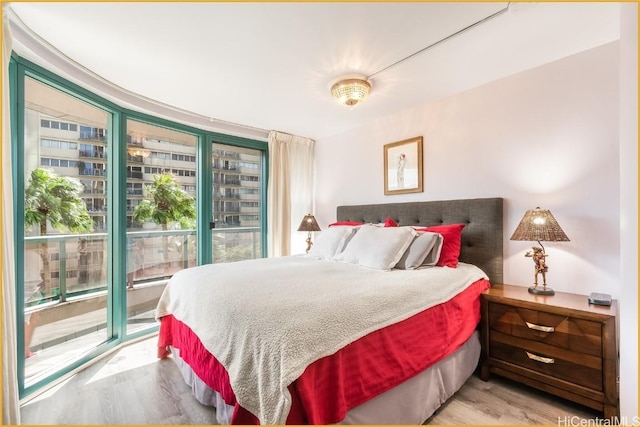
305, 234, 313, 253
528, 286, 555, 296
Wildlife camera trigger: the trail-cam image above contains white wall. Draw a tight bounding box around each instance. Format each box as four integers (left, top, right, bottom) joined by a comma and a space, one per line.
316, 41, 621, 298
618, 2, 638, 420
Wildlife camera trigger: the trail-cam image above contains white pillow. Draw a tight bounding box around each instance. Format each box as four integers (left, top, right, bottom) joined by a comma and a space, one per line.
307, 226, 358, 259
335, 224, 416, 270
395, 232, 443, 270
420, 233, 444, 267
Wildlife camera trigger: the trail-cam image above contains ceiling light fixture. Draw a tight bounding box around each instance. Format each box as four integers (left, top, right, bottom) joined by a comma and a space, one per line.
331, 77, 371, 107
128, 147, 151, 158
330, 3, 511, 108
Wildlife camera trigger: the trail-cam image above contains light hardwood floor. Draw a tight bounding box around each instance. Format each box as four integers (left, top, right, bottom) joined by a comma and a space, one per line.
21, 335, 600, 425
425, 372, 600, 425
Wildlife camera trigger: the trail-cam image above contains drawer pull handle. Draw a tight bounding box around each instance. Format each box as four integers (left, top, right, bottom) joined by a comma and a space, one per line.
525, 321, 554, 333
526, 351, 555, 364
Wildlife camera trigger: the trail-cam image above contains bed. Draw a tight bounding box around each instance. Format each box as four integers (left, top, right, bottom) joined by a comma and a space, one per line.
156, 197, 503, 424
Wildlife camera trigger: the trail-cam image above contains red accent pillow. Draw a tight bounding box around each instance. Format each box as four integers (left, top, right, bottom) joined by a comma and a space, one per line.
384, 217, 398, 227
328, 221, 364, 227
415, 223, 466, 267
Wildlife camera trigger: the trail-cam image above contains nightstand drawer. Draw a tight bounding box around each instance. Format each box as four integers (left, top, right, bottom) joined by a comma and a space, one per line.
480, 284, 619, 419
490, 332, 603, 390
488, 302, 602, 357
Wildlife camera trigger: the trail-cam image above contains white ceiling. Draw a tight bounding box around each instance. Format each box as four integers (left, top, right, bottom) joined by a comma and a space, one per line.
7, 2, 621, 140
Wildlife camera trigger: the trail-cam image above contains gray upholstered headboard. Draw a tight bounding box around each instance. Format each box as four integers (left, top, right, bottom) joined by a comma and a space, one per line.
337, 197, 504, 284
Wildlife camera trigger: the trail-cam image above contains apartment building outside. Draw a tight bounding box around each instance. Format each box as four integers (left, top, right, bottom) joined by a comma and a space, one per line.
25, 111, 263, 299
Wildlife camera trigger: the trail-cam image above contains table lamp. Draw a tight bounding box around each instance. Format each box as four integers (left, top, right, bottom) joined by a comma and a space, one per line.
510, 207, 570, 296
297, 214, 321, 253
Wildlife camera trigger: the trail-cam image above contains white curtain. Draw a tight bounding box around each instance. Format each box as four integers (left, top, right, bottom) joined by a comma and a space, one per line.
2, 8, 21, 425
267, 131, 315, 257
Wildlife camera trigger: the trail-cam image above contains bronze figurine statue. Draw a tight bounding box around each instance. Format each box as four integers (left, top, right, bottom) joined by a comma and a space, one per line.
525, 246, 553, 295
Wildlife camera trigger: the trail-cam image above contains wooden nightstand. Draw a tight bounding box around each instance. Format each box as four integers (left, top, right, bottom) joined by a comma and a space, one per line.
480, 283, 619, 419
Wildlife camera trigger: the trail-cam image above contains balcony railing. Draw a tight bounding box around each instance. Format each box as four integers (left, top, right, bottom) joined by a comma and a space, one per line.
213, 150, 241, 159
79, 169, 107, 177
213, 193, 241, 200
22, 226, 261, 384
24, 226, 261, 304
78, 132, 107, 142
128, 139, 144, 147
127, 155, 144, 163
79, 151, 105, 159
127, 171, 144, 179
213, 178, 241, 185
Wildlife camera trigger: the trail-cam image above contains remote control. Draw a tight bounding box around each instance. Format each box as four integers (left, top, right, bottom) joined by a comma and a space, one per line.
588, 292, 612, 306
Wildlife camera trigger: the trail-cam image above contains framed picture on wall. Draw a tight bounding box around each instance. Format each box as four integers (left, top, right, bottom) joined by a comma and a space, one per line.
384, 136, 423, 195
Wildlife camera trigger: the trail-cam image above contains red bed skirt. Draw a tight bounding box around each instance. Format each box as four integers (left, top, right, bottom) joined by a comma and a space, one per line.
158, 278, 490, 424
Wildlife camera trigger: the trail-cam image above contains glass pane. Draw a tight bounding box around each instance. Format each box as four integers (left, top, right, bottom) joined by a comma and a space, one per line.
24, 77, 109, 385
125, 120, 197, 334
212, 143, 262, 262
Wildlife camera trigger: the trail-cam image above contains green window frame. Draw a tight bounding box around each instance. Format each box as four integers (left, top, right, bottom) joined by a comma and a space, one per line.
10, 53, 268, 399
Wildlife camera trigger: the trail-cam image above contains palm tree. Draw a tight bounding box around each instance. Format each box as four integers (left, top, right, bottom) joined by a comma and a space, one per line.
24, 168, 94, 292
132, 173, 196, 275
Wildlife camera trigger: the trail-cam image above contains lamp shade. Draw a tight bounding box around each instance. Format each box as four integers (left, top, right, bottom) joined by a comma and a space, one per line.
331, 78, 371, 107
510, 207, 570, 242
297, 214, 321, 232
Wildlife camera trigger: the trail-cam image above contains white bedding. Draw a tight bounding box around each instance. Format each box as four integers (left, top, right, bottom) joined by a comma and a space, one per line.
155, 255, 487, 425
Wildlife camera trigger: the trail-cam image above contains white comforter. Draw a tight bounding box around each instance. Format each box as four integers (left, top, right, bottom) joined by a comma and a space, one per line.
156, 255, 487, 425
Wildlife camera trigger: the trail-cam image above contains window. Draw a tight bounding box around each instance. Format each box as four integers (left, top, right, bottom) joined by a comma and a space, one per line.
14, 57, 266, 401
144, 166, 172, 175
172, 153, 196, 162
240, 161, 258, 169
125, 119, 198, 335
127, 166, 143, 179
150, 151, 171, 160
41, 138, 78, 150
240, 188, 259, 195
22, 75, 111, 395
126, 182, 143, 196
211, 142, 264, 263
170, 168, 196, 177
79, 125, 107, 140
41, 119, 78, 131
